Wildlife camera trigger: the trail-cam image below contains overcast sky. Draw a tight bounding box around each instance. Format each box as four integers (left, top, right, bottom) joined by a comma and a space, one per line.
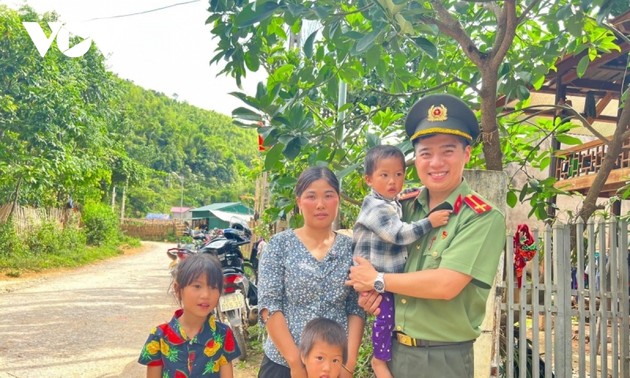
2, 0, 266, 115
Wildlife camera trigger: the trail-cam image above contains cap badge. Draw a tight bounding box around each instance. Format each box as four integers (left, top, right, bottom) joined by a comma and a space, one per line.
427, 104, 448, 122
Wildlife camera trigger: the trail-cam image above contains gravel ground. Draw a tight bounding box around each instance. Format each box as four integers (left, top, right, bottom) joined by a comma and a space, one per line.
0, 242, 258, 378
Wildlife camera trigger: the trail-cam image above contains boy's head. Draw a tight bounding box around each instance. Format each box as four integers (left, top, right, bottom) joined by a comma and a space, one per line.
299, 318, 348, 378
364, 145, 406, 200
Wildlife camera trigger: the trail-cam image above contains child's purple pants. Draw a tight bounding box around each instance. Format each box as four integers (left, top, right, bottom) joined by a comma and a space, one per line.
372, 291, 394, 361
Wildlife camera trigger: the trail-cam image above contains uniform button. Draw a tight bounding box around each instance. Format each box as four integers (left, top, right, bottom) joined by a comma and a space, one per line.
432, 251, 438, 257
401, 298, 407, 304
396, 326, 402, 331
416, 245, 421, 250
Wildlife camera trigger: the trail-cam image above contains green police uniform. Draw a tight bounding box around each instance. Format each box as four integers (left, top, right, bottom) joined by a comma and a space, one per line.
395, 180, 505, 341
387, 93, 507, 377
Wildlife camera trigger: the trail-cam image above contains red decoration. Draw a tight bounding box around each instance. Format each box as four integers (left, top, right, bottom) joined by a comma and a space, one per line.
453, 194, 463, 214
513, 224, 537, 288
258, 134, 266, 151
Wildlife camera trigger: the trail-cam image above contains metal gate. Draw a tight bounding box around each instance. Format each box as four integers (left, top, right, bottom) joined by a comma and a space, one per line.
499, 219, 629, 377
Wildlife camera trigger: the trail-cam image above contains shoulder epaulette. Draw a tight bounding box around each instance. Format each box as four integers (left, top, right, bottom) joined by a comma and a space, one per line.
463, 194, 492, 214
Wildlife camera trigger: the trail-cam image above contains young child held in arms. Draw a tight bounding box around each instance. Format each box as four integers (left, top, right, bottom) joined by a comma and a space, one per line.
299, 318, 349, 378
353, 145, 451, 378
139, 253, 241, 377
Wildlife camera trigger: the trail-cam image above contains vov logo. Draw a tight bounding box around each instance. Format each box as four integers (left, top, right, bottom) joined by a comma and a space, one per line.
23, 22, 92, 58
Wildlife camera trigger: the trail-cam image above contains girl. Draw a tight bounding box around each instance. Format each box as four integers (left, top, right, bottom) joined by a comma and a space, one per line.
257, 166, 365, 378
139, 253, 241, 377
299, 318, 349, 378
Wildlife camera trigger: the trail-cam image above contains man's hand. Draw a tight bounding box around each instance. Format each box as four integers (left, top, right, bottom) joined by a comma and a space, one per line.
345, 256, 378, 292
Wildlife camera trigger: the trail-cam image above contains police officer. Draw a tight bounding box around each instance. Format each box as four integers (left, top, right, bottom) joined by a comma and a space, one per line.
347, 94, 506, 378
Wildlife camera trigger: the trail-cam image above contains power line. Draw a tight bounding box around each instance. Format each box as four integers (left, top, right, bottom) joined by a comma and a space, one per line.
81, 0, 201, 22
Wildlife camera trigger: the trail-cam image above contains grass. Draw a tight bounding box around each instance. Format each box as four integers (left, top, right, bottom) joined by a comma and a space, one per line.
0, 238, 141, 277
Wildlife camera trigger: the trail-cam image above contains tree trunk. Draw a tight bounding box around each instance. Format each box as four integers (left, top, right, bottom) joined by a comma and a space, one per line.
479, 67, 503, 171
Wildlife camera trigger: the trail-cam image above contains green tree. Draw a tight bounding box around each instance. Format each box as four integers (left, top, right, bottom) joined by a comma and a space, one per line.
0, 5, 121, 208
206, 0, 627, 222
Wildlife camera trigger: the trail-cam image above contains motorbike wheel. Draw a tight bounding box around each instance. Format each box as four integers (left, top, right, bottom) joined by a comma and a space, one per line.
243, 261, 257, 284
232, 324, 248, 361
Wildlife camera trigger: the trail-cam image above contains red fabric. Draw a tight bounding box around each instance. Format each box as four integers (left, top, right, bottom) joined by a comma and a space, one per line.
258, 134, 266, 151
513, 224, 537, 288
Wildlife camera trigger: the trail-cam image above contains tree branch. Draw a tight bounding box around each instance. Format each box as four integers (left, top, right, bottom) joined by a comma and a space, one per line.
426, 1, 484, 66
504, 104, 610, 142
489, 0, 516, 71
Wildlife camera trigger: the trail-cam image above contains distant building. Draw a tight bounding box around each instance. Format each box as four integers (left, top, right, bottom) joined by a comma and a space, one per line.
170, 206, 192, 220
190, 202, 254, 229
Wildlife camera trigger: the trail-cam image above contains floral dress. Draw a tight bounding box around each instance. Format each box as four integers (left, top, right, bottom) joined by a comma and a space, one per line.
258, 229, 364, 367
138, 309, 240, 377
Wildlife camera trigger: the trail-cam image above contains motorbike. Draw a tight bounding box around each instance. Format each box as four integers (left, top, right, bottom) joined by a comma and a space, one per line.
199, 227, 258, 360
166, 244, 197, 279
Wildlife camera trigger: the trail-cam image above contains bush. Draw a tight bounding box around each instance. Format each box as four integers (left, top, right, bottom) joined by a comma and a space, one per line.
24, 221, 61, 255
82, 201, 120, 246
0, 219, 25, 258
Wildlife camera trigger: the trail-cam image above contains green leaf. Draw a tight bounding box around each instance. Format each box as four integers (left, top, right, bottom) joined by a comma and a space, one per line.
506, 190, 518, 208
555, 134, 583, 145
265, 143, 284, 170
519, 183, 529, 202
365, 45, 381, 70
283, 137, 303, 160
232, 107, 262, 122
303, 31, 317, 59
367, 133, 381, 148
236, 2, 281, 28
576, 55, 590, 77
516, 85, 530, 100
337, 161, 363, 180
355, 30, 382, 55
413, 37, 438, 59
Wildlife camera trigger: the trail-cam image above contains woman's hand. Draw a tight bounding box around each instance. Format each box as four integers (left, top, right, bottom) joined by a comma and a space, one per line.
345, 256, 378, 292
288, 361, 308, 378
359, 290, 382, 315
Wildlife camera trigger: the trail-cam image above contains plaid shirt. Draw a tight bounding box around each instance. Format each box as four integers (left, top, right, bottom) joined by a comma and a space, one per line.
353, 190, 433, 273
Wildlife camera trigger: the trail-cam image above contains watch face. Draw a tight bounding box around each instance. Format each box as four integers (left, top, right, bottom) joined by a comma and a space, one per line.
374, 279, 384, 293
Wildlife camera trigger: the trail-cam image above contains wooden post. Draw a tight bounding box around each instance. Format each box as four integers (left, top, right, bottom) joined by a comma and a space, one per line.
463, 170, 508, 378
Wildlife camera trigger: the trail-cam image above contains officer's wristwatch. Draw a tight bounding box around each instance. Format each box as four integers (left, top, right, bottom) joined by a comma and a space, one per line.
374, 272, 385, 293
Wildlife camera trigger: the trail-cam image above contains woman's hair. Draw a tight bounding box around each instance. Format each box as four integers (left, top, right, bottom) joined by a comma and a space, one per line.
364, 145, 405, 175
295, 166, 340, 197
174, 253, 223, 297
299, 317, 348, 364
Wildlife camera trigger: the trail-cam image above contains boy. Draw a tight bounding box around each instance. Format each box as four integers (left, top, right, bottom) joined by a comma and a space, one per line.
353, 145, 450, 378
299, 318, 348, 378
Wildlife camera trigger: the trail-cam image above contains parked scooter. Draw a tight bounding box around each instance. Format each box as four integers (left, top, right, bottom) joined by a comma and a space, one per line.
199, 228, 257, 360
166, 244, 198, 279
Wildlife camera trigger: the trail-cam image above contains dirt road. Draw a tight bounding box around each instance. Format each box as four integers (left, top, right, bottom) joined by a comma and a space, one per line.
0, 242, 258, 378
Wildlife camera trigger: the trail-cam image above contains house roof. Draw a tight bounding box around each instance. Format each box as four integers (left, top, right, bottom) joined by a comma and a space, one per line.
193, 202, 242, 211
500, 10, 630, 136
191, 202, 254, 215
170, 207, 191, 213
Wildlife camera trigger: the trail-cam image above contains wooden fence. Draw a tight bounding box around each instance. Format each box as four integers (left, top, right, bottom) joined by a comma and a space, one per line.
120, 218, 182, 241
0, 203, 76, 232
499, 220, 630, 377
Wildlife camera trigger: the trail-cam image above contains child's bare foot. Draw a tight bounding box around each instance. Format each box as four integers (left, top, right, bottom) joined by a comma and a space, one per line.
371, 357, 393, 378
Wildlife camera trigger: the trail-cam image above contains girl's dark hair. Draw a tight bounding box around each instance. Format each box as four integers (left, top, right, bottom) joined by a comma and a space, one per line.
175, 253, 223, 295
295, 166, 340, 197
299, 317, 348, 364
364, 145, 405, 175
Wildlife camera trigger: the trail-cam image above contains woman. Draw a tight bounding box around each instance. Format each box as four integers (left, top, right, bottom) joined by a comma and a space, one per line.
257, 166, 365, 378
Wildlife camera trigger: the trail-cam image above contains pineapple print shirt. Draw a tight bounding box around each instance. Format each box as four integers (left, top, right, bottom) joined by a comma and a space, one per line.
138, 309, 240, 377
